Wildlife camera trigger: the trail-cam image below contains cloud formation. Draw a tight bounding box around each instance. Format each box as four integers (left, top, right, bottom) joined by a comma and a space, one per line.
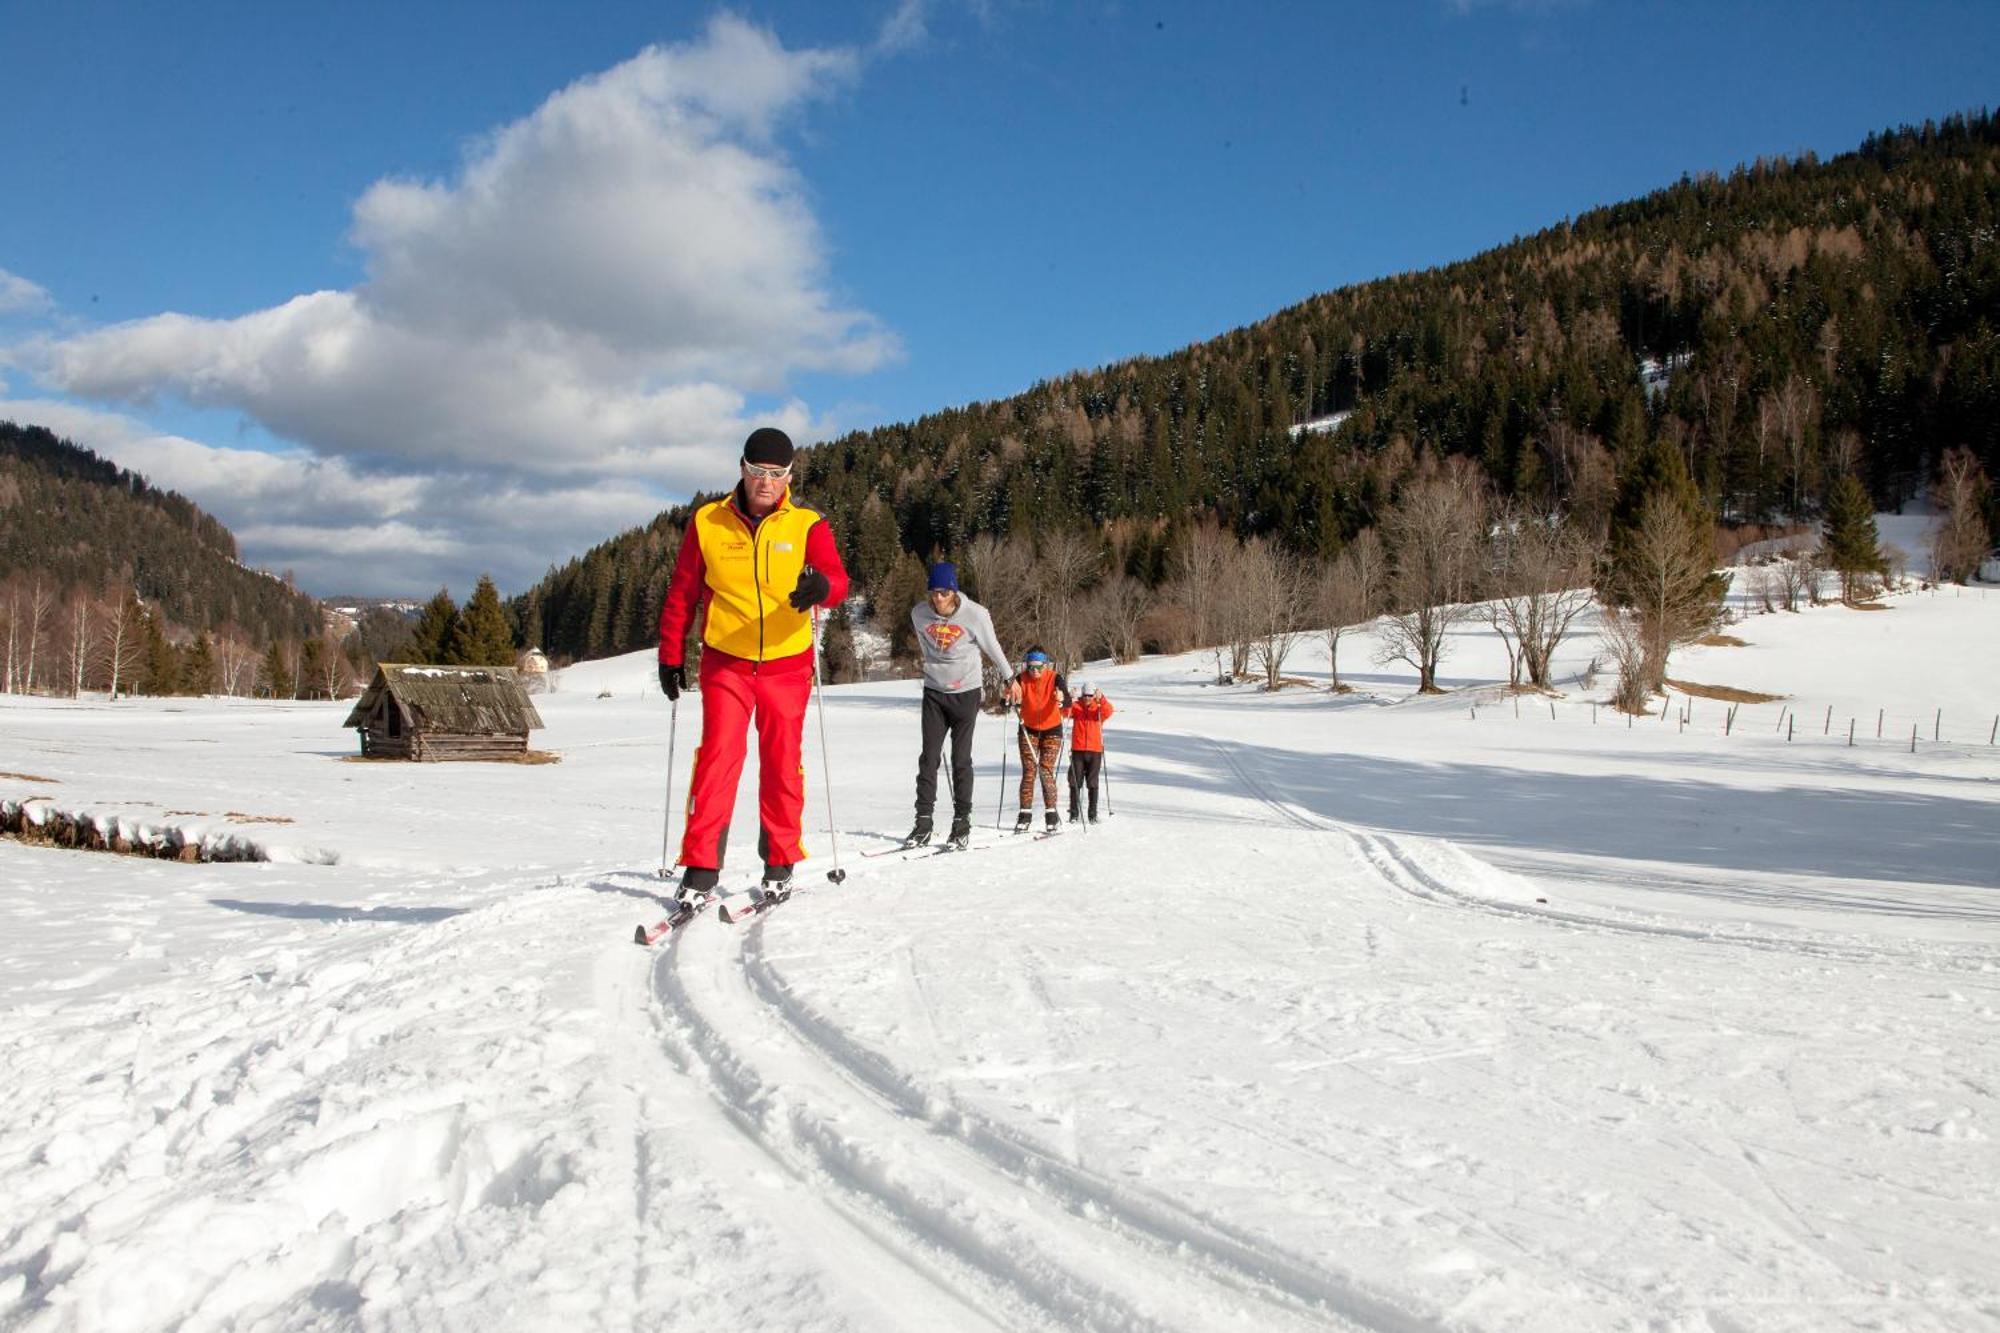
9, 14, 896, 595
0, 268, 52, 315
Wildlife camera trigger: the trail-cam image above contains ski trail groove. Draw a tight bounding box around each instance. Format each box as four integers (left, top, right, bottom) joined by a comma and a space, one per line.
656, 921, 1165, 1332
739, 918, 1445, 1333
640, 927, 1009, 1332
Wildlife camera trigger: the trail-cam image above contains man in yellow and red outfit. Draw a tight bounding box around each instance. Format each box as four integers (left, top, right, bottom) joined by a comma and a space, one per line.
657, 427, 849, 903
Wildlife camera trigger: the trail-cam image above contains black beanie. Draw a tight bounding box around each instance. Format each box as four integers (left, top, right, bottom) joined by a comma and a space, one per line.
743, 427, 794, 468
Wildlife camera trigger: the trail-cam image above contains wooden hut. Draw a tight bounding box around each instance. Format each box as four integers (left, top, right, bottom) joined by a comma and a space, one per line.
343, 663, 544, 761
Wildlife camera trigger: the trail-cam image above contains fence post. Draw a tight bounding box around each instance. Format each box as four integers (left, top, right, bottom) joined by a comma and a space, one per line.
1776, 707, 1787, 733
1725, 704, 1736, 736
1514, 695, 1520, 719
1549, 700, 1556, 721
1470, 705, 1476, 721
1848, 719, 1854, 747
1788, 716, 1794, 742
1824, 704, 1832, 736
1934, 707, 1941, 741
1911, 723, 1918, 753
1877, 707, 1884, 739
1989, 714, 1996, 745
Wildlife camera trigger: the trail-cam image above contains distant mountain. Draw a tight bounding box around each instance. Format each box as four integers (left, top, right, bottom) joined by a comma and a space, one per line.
0, 420, 323, 646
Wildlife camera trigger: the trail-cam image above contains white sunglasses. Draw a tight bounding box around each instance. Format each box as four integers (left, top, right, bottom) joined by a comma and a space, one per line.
742, 460, 792, 481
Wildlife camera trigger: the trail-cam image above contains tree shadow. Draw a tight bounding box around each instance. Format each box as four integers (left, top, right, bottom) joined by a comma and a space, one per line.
209, 898, 467, 924
1109, 727, 2000, 893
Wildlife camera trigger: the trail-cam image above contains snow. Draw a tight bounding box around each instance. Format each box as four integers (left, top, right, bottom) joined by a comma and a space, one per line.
1287, 411, 1353, 439
4, 579, 1998, 1330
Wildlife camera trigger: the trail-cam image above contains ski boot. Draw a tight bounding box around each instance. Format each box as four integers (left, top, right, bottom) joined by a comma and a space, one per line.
1013, 809, 1032, 833
903, 815, 934, 849
944, 814, 972, 852
1044, 810, 1060, 834
759, 862, 794, 905
676, 865, 719, 908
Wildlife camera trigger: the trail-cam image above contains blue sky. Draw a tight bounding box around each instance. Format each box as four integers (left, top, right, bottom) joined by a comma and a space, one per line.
1, 1, 1993, 598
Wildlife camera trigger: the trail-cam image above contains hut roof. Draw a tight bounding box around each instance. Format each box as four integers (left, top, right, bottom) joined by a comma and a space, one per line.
343, 663, 545, 733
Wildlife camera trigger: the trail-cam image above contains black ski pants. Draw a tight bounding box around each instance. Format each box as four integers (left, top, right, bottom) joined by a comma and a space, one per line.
916, 687, 981, 821
1068, 750, 1104, 819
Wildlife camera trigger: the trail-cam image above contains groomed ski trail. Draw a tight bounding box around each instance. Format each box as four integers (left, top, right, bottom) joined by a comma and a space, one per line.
640, 877, 1439, 1332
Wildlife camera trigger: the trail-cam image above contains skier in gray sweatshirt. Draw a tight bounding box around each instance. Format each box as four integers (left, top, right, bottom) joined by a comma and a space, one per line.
907, 561, 1018, 850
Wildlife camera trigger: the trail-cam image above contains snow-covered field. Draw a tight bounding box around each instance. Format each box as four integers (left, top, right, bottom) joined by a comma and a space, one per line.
3, 580, 1998, 1331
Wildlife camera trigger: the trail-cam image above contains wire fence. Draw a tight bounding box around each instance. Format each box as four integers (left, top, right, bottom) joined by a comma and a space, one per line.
1466, 686, 1998, 756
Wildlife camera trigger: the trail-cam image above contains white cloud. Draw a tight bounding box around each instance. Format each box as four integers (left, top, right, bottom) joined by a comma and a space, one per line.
0, 268, 53, 315
17, 14, 894, 494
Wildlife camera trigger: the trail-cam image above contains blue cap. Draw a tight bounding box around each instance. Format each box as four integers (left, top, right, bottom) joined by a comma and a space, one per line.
927, 562, 958, 592
1024, 650, 1051, 665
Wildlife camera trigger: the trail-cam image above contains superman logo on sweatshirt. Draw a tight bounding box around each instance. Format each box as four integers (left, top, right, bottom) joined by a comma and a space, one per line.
923, 622, 967, 652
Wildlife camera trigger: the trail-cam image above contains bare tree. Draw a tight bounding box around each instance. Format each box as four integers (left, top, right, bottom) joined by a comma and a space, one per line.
1599, 606, 1652, 714
1089, 576, 1152, 664
963, 534, 1036, 644
1486, 506, 1601, 690
318, 630, 357, 699
215, 626, 257, 697
1376, 465, 1487, 692
1601, 493, 1722, 699
1169, 520, 1235, 681
21, 575, 54, 695
63, 589, 94, 697
0, 579, 16, 693
1032, 530, 1102, 671
1771, 551, 1815, 612
1239, 536, 1312, 689
1317, 544, 1375, 692
1773, 373, 1819, 515
96, 591, 144, 699
1928, 447, 1993, 584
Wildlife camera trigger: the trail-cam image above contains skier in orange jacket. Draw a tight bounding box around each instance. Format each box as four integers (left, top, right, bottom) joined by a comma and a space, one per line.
1064, 682, 1114, 823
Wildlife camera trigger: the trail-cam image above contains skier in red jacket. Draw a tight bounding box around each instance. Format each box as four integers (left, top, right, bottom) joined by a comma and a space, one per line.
656, 428, 849, 903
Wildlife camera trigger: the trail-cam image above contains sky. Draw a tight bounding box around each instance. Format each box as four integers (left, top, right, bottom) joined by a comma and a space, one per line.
1, 1, 1994, 600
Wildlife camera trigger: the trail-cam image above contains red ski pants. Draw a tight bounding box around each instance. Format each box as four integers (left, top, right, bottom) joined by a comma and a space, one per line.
679, 649, 811, 871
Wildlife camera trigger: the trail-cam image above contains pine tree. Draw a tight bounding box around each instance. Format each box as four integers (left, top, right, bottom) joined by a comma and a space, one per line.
184, 631, 218, 696
140, 609, 177, 696
1821, 473, 1883, 601
297, 636, 327, 698
448, 574, 516, 666
403, 587, 459, 663
820, 603, 859, 684
260, 640, 290, 699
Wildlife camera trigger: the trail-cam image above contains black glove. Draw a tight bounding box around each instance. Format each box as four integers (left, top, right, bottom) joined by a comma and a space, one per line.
788, 567, 831, 611
659, 662, 686, 701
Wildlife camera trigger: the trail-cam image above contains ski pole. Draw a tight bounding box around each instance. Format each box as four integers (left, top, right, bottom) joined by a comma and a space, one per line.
810, 608, 845, 884
1102, 749, 1113, 818
661, 701, 681, 874
996, 699, 1010, 830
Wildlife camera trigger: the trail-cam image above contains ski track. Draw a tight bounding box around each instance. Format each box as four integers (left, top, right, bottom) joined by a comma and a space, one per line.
644, 873, 1437, 1333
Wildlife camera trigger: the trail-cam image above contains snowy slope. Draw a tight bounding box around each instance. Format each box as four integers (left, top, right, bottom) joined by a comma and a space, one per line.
3, 581, 1998, 1331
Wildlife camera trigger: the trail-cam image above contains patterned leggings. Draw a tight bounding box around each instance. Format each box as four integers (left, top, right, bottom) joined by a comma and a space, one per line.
1017, 727, 1063, 809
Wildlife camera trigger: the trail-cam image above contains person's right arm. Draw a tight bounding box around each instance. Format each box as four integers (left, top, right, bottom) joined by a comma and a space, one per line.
657, 522, 707, 666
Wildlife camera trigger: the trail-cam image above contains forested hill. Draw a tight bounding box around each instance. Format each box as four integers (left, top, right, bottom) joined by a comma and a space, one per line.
0, 420, 323, 645
519, 112, 2000, 663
